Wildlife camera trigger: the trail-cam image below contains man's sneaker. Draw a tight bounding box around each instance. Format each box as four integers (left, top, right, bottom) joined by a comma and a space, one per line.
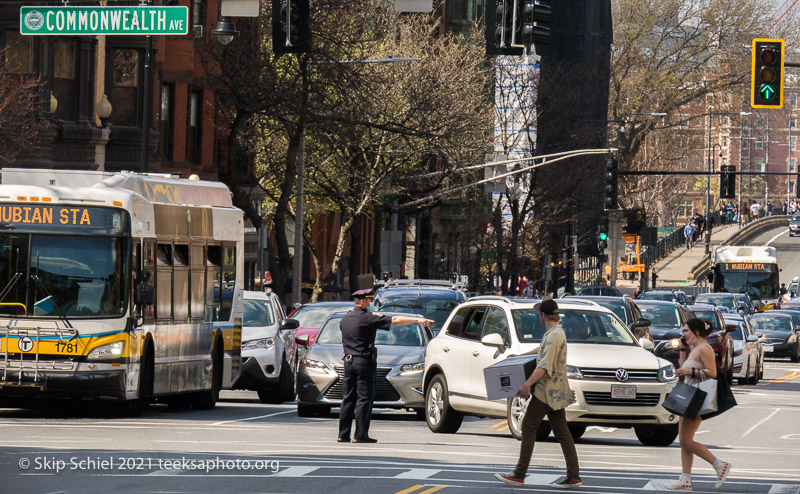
714, 460, 731, 489
551, 476, 582, 489
665, 476, 693, 491
494, 473, 524, 487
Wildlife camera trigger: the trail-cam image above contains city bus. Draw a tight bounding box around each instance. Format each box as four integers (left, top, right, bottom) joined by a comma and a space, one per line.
711, 245, 780, 310
0, 169, 243, 414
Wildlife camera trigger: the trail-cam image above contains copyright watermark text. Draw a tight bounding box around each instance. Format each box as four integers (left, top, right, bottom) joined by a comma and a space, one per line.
18, 456, 281, 474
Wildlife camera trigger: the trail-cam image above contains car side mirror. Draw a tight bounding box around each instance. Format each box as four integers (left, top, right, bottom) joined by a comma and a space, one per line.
480, 332, 506, 349
632, 317, 651, 328
639, 338, 654, 351
738, 308, 746, 315
295, 334, 310, 347
281, 318, 300, 330
746, 334, 758, 342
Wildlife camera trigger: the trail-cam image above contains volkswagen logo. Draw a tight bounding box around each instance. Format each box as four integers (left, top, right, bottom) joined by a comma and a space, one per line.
615, 368, 629, 382
18, 336, 33, 352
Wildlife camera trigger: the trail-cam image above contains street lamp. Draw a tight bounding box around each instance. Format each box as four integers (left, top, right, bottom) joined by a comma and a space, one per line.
706, 106, 752, 253
212, 16, 238, 46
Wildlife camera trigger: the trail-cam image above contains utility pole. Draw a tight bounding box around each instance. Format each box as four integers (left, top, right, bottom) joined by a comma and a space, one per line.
609, 209, 621, 286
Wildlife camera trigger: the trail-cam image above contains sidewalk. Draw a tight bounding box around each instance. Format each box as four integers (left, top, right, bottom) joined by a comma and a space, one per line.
651, 224, 740, 285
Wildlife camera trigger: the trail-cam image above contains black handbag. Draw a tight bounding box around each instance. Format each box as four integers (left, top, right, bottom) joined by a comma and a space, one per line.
700, 376, 738, 420
662, 380, 707, 419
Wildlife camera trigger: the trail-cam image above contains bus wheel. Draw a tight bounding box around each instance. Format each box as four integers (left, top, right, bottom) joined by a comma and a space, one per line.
127, 340, 154, 417
194, 343, 222, 410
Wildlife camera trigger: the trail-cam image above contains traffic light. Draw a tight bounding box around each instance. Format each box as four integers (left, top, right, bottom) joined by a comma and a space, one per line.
272, 0, 311, 55
751, 38, 784, 109
719, 165, 736, 199
487, 0, 524, 56
604, 158, 618, 210
598, 216, 609, 255
517, 0, 551, 50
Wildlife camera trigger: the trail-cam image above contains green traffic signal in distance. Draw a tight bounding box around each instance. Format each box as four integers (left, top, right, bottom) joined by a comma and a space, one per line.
751, 38, 783, 109
599, 231, 608, 241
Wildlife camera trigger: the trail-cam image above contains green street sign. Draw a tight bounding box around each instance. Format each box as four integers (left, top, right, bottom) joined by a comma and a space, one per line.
20, 6, 189, 36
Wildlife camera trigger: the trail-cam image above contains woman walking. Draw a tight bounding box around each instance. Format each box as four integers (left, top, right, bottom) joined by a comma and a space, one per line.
666, 317, 731, 491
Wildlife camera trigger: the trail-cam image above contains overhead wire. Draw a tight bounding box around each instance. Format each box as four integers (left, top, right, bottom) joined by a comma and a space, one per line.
768, 0, 800, 33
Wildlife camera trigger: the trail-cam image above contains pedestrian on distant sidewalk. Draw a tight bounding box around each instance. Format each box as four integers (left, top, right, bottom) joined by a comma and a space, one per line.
683, 221, 695, 251
494, 299, 582, 489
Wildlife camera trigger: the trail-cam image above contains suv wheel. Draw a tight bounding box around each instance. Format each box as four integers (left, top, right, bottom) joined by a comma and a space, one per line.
506, 396, 551, 441
297, 404, 330, 417
568, 424, 587, 440
425, 374, 463, 433
634, 424, 679, 446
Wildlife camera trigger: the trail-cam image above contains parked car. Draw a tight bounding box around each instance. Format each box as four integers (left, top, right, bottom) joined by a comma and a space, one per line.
295, 311, 432, 418
288, 301, 352, 359
372, 277, 467, 334
636, 300, 693, 365
566, 295, 653, 343
575, 285, 623, 297
233, 290, 299, 403
423, 297, 680, 446
749, 312, 800, 362
639, 289, 689, 306
694, 293, 744, 314
687, 304, 735, 385
722, 313, 763, 384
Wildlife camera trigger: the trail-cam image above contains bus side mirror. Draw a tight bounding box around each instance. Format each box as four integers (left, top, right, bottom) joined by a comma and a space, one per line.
707, 272, 714, 283
134, 271, 154, 307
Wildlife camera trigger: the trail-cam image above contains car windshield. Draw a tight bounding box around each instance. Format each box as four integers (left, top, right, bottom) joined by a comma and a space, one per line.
511, 308, 636, 345
315, 318, 426, 346
696, 295, 736, 309
734, 294, 750, 306
638, 305, 681, 328
692, 310, 722, 332
750, 316, 793, 332
727, 322, 745, 340
639, 292, 674, 301
793, 215, 800, 221
372, 296, 459, 332
290, 305, 347, 328
243, 299, 276, 327
587, 300, 627, 323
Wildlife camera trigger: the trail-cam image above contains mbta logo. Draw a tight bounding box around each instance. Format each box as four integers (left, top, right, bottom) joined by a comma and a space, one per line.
18, 336, 34, 352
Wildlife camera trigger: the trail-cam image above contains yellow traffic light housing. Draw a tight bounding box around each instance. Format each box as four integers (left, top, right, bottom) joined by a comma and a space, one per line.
751, 38, 784, 109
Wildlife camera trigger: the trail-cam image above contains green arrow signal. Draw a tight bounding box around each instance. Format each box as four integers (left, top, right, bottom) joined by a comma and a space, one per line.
760, 84, 776, 100
599, 232, 608, 241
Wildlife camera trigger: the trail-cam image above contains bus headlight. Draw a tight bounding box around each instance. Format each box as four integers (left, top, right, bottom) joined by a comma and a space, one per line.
87, 341, 125, 360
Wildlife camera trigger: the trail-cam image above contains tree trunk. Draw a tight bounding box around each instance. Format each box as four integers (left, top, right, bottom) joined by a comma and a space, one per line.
348, 216, 362, 293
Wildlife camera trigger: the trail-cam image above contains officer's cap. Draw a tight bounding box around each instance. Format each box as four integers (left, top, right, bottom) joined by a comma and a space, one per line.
351, 288, 374, 299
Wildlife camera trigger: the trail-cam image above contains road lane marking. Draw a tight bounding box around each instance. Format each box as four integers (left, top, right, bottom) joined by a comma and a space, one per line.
488, 420, 507, 429
741, 408, 780, 438
395, 485, 427, 494
417, 487, 447, 494
211, 410, 296, 425
766, 229, 789, 246
271, 466, 320, 477
394, 469, 440, 479
768, 484, 800, 493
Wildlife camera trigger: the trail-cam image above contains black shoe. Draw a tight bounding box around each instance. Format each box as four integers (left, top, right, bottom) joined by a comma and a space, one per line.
337, 437, 350, 443
352, 437, 378, 443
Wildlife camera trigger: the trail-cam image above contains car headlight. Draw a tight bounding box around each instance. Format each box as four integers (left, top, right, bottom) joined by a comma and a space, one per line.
242, 337, 276, 351
301, 358, 332, 374
658, 364, 677, 381
707, 336, 719, 345
668, 338, 681, 349
733, 349, 743, 357
87, 341, 125, 361
399, 362, 424, 375
566, 365, 583, 379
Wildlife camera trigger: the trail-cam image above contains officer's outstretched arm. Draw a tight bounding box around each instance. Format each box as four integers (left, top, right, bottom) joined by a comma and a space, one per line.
391, 315, 434, 328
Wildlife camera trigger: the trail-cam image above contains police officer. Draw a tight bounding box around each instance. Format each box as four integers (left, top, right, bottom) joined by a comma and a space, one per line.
338, 288, 433, 444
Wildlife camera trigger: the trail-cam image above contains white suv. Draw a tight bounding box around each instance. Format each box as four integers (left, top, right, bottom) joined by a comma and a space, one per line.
423, 297, 680, 446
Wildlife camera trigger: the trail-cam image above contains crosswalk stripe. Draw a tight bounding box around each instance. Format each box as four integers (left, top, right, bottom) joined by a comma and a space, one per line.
394, 469, 440, 479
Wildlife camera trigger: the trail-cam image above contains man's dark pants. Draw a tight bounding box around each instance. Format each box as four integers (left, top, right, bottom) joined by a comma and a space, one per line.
338, 356, 377, 440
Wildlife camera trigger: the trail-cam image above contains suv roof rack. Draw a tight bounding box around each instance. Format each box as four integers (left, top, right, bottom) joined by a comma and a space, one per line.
467, 295, 540, 304
373, 275, 468, 291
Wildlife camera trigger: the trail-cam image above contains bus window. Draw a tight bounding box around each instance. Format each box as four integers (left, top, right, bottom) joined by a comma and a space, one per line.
173, 244, 189, 322
156, 243, 173, 320
207, 244, 222, 321
190, 244, 205, 320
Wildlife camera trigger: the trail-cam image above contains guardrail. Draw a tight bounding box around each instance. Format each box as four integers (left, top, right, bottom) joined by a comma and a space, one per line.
688, 214, 789, 281
651, 227, 683, 263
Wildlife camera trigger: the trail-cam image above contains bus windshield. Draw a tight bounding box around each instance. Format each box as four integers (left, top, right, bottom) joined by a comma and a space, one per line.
0, 233, 129, 318
713, 266, 779, 302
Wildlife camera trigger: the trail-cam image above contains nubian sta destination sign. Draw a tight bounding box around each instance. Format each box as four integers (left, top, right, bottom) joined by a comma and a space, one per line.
20, 6, 189, 36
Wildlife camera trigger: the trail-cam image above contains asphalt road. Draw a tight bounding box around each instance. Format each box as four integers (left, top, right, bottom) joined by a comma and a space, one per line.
1, 356, 800, 493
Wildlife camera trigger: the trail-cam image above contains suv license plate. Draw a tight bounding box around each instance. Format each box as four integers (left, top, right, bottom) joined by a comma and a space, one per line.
763, 345, 774, 352
611, 384, 636, 399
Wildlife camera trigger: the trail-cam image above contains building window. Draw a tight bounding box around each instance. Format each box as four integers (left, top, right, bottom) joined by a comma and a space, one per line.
4, 31, 33, 74
755, 158, 764, 172
673, 199, 694, 219
757, 116, 764, 127
112, 48, 140, 125
158, 84, 174, 159
791, 158, 796, 172
680, 157, 689, 170
792, 93, 797, 106
53, 39, 76, 120
187, 90, 202, 164
792, 119, 796, 128
756, 137, 763, 149
721, 157, 727, 167
792, 137, 797, 150
446, 0, 468, 19
722, 135, 728, 147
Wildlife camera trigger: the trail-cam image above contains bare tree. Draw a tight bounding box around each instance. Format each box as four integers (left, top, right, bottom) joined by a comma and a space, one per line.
0, 61, 42, 165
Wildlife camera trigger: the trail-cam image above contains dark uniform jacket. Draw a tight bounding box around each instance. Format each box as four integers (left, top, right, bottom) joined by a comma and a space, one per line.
340, 306, 392, 358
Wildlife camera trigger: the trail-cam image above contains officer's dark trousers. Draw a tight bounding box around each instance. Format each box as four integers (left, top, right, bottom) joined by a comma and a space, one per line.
338, 356, 376, 440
